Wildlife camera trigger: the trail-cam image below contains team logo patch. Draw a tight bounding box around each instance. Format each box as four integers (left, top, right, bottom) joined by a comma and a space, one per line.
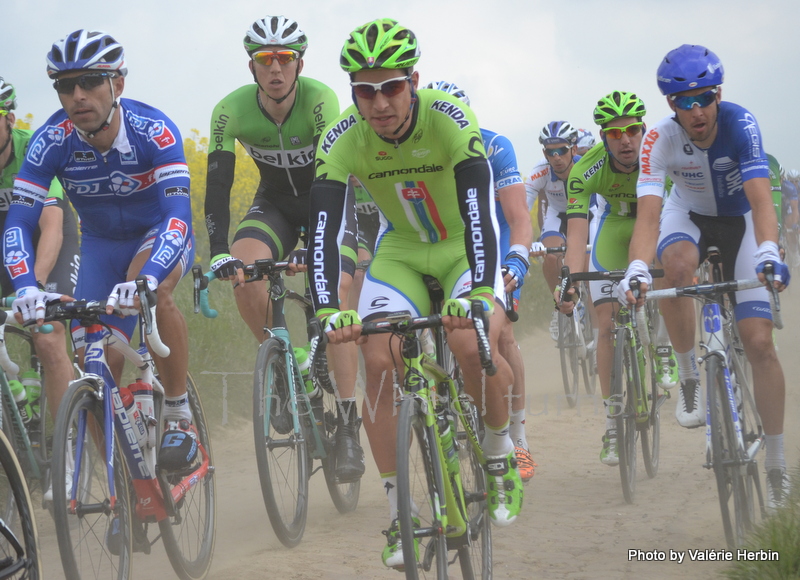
152, 218, 188, 267
4, 228, 30, 279
73, 151, 97, 163
165, 186, 189, 197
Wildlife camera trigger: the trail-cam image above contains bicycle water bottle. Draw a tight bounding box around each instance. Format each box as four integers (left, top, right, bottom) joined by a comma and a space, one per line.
8, 380, 33, 425
119, 387, 148, 449
130, 380, 156, 449
20, 369, 42, 419
294, 345, 319, 398
438, 413, 459, 475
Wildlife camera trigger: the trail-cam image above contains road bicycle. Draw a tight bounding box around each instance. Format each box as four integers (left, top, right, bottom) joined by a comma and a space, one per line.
192, 260, 360, 549
645, 248, 777, 548
0, 302, 52, 523
360, 277, 492, 580
0, 427, 41, 578
535, 246, 596, 407
565, 267, 670, 503
43, 278, 215, 580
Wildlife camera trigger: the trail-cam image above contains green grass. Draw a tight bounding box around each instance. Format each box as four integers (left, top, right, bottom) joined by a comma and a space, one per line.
722, 466, 800, 579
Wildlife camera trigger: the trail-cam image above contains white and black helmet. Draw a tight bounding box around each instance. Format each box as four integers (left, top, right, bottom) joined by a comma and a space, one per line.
46, 30, 127, 79
0, 77, 16, 111
244, 16, 309, 56
424, 80, 470, 106
539, 121, 578, 146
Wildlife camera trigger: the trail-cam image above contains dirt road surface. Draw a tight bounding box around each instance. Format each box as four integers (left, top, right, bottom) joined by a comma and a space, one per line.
36, 294, 800, 579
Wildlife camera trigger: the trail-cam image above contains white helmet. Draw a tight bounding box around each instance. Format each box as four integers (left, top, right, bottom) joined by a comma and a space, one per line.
539, 121, 578, 146
789, 169, 800, 181
46, 30, 127, 78
0, 77, 16, 111
424, 80, 470, 106
244, 16, 308, 56
576, 129, 596, 150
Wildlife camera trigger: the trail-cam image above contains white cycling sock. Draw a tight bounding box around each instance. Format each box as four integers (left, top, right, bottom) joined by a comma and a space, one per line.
164, 394, 192, 422
765, 434, 786, 472
675, 349, 700, 381
481, 421, 514, 458
509, 410, 528, 450
381, 474, 398, 521
603, 398, 616, 431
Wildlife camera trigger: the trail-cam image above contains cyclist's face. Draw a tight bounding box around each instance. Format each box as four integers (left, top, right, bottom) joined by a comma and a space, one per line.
668, 86, 721, 147
250, 45, 303, 100
604, 116, 643, 168
543, 143, 574, 175
56, 70, 123, 133
352, 68, 418, 138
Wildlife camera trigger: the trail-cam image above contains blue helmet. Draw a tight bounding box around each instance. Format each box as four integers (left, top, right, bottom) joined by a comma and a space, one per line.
656, 44, 723, 96
46, 30, 127, 79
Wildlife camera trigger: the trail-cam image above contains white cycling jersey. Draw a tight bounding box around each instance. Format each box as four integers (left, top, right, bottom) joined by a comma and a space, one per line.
525, 157, 575, 214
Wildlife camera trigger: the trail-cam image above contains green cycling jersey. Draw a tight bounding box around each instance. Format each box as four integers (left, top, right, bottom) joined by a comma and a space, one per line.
1, 128, 64, 210
567, 142, 638, 219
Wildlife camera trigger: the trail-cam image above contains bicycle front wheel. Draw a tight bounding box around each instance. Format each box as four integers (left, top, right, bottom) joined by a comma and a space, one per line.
253, 338, 309, 548
52, 379, 132, 580
396, 396, 448, 580
612, 328, 637, 504
0, 429, 41, 579
558, 313, 580, 408
707, 357, 754, 548
159, 373, 216, 579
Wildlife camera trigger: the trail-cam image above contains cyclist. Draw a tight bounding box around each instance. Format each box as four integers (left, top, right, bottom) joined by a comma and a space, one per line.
0, 77, 80, 477
425, 80, 535, 482
308, 18, 523, 568
3, 30, 198, 475
619, 44, 791, 510
525, 121, 580, 340
204, 15, 364, 481
576, 128, 596, 156
556, 91, 678, 465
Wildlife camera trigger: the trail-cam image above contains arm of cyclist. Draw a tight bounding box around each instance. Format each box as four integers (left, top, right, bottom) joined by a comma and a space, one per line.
747, 177, 790, 290
618, 194, 662, 305
32, 184, 66, 284
498, 182, 533, 293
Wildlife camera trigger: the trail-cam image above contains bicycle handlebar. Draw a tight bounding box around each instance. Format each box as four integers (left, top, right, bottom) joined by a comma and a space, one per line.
191, 265, 218, 319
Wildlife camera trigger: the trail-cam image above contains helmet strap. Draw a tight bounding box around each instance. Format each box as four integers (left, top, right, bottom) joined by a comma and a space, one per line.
0, 118, 13, 162
75, 76, 118, 140
391, 81, 416, 137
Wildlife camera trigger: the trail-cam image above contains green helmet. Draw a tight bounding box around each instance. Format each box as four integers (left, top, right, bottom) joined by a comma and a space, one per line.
0, 77, 16, 112
340, 18, 420, 73
593, 91, 646, 126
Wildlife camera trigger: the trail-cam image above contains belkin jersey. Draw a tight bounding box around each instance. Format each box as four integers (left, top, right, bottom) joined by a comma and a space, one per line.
4, 98, 192, 289
482, 128, 524, 233
637, 101, 769, 216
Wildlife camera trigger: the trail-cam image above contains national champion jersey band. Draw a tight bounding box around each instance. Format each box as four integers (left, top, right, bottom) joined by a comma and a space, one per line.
4, 98, 192, 290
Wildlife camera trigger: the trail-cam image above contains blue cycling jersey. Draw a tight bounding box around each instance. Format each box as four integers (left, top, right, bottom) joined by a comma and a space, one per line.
482, 128, 524, 244
4, 98, 192, 289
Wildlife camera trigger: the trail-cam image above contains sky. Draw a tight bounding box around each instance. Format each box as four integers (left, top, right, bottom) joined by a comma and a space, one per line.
3, 0, 800, 175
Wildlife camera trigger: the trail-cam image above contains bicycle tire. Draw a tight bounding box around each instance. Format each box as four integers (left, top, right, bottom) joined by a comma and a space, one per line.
253, 338, 309, 548
396, 396, 448, 579
319, 390, 360, 514
579, 298, 597, 396
707, 357, 754, 548
639, 364, 661, 479
454, 395, 491, 580
612, 327, 637, 503
159, 373, 216, 579
52, 379, 132, 580
558, 313, 580, 408
0, 429, 41, 579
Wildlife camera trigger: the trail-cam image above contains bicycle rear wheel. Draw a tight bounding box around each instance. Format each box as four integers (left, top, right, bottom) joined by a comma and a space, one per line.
159, 373, 216, 579
52, 379, 132, 580
454, 395, 491, 580
253, 338, 309, 548
319, 389, 360, 514
558, 313, 580, 408
0, 429, 41, 579
612, 327, 637, 504
707, 357, 754, 548
396, 396, 448, 579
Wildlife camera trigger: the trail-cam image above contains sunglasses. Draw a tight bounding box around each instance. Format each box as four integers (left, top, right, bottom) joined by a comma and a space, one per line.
544, 145, 572, 158
251, 50, 299, 67
601, 122, 644, 140
52, 72, 115, 95
350, 76, 410, 100
670, 88, 718, 111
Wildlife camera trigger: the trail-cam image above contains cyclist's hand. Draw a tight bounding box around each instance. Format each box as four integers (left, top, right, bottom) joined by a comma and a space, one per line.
13, 286, 70, 325
755, 241, 790, 291
529, 241, 546, 258
442, 295, 494, 331
319, 309, 362, 344
211, 253, 244, 284
617, 260, 652, 306
107, 275, 157, 316
502, 249, 530, 292
553, 285, 577, 315
286, 248, 307, 276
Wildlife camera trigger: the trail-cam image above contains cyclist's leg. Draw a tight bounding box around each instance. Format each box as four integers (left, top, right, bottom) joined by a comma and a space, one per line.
230, 196, 298, 342
657, 203, 703, 427
540, 208, 566, 293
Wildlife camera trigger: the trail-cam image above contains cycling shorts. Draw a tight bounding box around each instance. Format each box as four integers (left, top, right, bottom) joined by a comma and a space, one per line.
587, 211, 635, 306
541, 204, 567, 242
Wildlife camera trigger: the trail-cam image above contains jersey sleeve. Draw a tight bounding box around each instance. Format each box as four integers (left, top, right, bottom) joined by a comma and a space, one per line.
205, 95, 241, 257
485, 133, 523, 191
566, 153, 601, 218
637, 124, 669, 199
730, 107, 769, 182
